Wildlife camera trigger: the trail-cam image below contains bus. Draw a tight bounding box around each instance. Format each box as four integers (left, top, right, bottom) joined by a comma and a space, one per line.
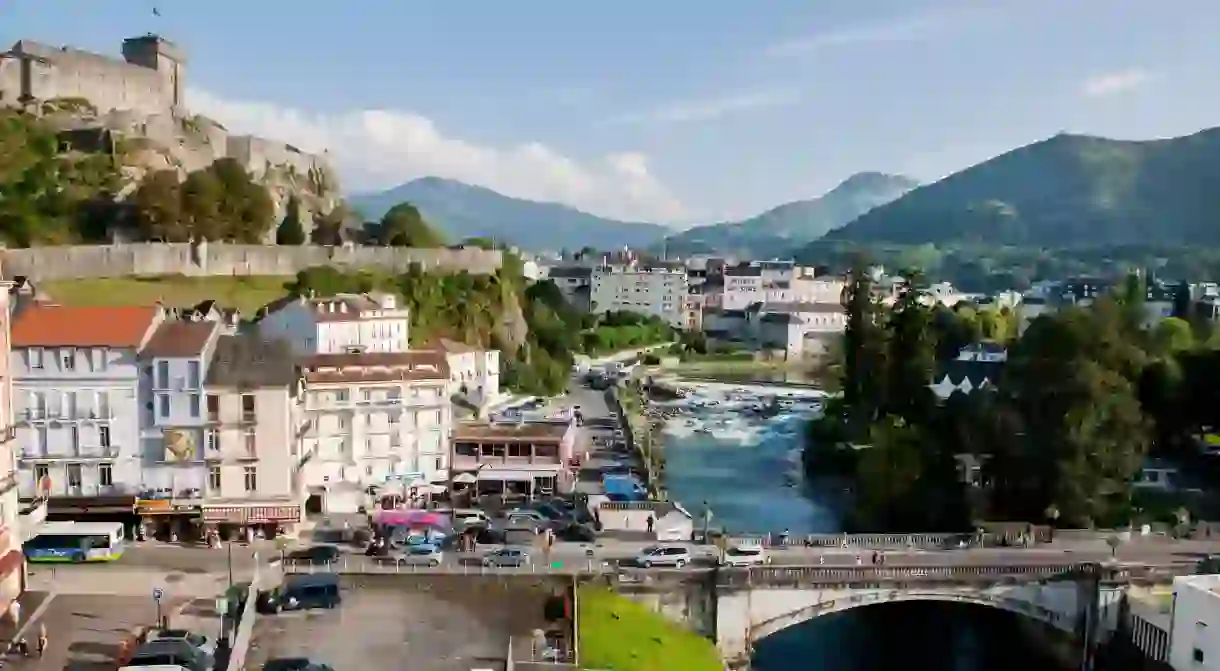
22, 521, 126, 563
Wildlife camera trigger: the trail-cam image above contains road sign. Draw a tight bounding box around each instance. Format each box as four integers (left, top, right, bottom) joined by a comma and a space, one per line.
153, 587, 163, 601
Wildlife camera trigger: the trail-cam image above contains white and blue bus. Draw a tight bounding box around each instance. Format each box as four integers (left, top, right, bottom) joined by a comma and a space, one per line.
22, 521, 126, 563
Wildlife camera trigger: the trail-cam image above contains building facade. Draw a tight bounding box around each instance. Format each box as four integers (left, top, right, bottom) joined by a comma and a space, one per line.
591, 263, 689, 328
450, 420, 578, 500
436, 339, 500, 408
200, 335, 308, 538
12, 305, 162, 522
1169, 574, 1220, 670
257, 293, 410, 356
299, 351, 451, 514
135, 320, 222, 538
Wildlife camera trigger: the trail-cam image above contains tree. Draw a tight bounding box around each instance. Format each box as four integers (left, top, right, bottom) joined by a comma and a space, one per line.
883, 271, 936, 422
840, 259, 887, 432
1150, 317, 1194, 355
133, 170, 185, 241
377, 202, 446, 247
276, 195, 306, 245
311, 204, 346, 246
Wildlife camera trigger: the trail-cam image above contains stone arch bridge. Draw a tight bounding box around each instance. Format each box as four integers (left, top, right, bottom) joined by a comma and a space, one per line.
708, 563, 1172, 668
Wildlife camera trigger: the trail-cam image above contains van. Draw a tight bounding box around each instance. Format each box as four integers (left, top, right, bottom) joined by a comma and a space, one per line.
257, 574, 341, 614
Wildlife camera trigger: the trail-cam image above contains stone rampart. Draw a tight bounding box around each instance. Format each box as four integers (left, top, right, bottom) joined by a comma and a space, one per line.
1, 243, 502, 281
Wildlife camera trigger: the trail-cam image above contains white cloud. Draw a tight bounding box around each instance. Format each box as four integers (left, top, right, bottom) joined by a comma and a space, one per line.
603, 88, 800, 125
187, 88, 689, 223
765, 7, 996, 57
1080, 69, 1152, 98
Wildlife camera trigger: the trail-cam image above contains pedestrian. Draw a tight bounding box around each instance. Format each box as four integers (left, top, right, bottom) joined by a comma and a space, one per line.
8, 598, 20, 629
36, 622, 47, 657
646, 515, 655, 534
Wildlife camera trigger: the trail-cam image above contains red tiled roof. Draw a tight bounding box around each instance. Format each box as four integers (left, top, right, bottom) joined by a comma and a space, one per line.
140, 321, 219, 358
12, 305, 160, 348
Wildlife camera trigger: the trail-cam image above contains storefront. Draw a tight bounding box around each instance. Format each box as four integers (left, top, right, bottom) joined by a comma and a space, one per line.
201, 502, 303, 541
136, 499, 202, 542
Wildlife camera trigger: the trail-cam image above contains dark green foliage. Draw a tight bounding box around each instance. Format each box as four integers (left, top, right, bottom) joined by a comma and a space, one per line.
276, 196, 306, 245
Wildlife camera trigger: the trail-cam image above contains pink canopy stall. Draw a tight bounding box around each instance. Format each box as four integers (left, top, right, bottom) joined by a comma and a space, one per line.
374, 509, 447, 528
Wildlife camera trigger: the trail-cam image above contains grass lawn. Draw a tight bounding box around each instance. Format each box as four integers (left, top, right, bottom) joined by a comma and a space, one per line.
578, 585, 723, 671
41, 275, 293, 315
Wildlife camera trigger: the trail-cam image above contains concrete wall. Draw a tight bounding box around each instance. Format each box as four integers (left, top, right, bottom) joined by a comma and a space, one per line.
0, 243, 503, 281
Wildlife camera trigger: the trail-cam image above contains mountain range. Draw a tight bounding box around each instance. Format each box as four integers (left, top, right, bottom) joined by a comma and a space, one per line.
659, 172, 919, 258
817, 127, 1220, 248
352, 125, 1220, 257
350, 172, 918, 255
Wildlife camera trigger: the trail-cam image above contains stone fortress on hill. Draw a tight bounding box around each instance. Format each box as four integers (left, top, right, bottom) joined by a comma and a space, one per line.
0, 34, 505, 280
0, 34, 339, 230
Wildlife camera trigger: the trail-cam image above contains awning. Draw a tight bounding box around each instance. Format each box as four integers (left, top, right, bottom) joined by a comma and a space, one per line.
452, 473, 478, 484
476, 469, 559, 482
0, 550, 23, 579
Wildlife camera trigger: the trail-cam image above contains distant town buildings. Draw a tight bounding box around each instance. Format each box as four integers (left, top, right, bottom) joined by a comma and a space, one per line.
590, 262, 689, 328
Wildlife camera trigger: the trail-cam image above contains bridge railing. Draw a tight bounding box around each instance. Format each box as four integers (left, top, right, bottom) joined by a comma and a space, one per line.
720, 563, 1193, 587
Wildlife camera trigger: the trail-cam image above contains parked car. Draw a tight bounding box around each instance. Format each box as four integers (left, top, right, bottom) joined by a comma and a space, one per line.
720, 545, 769, 567
126, 640, 213, 671
557, 523, 597, 543
262, 658, 336, 671
506, 508, 548, 524
453, 508, 490, 527
483, 547, 532, 567
634, 545, 692, 568
149, 629, 217, 657
397, 544, 444, 567
256, 574, 342, 614
287, 545, 340, 565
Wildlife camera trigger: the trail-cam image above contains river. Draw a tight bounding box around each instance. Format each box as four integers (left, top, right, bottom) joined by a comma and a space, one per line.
657, 383, 1072, 671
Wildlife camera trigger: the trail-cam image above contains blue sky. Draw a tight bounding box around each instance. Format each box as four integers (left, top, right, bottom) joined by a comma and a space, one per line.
5, 0, 1220, 226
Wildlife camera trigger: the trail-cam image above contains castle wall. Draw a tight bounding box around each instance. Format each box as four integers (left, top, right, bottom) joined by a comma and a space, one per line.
0, 244, 503, 281
3, 41, 171, 117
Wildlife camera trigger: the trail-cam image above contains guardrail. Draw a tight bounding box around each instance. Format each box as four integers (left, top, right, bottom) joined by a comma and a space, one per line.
282, 557, 1188, 585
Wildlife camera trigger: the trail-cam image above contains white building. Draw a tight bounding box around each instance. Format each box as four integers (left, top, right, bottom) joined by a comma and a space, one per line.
12, 305, 163, 506
435, 339, 500, 408
299, 351, 452, 514
0, 282, 26, 613
715, 262, 844, 312
257, 293, 410, 356
199, 335, 309, 537
1169, 574, 1220, 670
591, 263, 689, 328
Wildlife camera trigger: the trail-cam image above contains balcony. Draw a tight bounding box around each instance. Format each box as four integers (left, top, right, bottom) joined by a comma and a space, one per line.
58, 484, 131, 498
21, 408, 113, 424
19, 445, 120, 462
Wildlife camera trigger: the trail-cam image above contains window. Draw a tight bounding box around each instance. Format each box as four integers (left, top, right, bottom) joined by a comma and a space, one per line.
187, 360, 201, 388
99, 463, 113, 487
435, 457, 443, 471
36, 427, 47, 453
33, 464, 49, 490
28, 348, 44, 370
97, 391, 110, 418
156, 361, 169, 389
241, 394, 256, 421
99, 426, 111, 448
158, 394, 170, 418
189, 394, 200, 418
69, 426, 79, 452
205, 429, 218, 452
93, 348, 108, 371
66, 463, 82, 488
1194, 648, 1204, 664
208, 466, 221, 490
65, 391, 77, 419
206, 394, 219, 421
60, 348, 75, 370
243, 466, 257, 492
244, 427, 256, 454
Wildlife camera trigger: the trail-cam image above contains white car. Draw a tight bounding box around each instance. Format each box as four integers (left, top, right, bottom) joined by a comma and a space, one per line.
720, 545, 769, 567
634, 545, 692, 568
397, 544, 445, 567
148, 629, 217, 658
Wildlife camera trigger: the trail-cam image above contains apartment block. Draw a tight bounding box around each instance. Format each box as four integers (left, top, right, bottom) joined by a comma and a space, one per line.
200, 335, 308, 535
11, 305, 162, 515
435, 338, 501, 408
0, 283, 26, 613
591, 263, 689, 328
299, 351, 451, 514
258, 292, 409, 356
450, 419, 578, 500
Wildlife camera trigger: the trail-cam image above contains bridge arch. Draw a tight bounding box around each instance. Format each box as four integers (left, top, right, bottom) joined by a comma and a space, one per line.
747, 586, 1078, 645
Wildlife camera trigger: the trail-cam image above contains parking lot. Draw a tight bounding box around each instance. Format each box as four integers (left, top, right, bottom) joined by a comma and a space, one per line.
244, 575, 565, 671
4, 594, 159, 671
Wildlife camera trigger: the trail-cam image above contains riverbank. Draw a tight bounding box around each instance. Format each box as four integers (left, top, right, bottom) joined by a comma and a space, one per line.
578, 585, 722, 671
